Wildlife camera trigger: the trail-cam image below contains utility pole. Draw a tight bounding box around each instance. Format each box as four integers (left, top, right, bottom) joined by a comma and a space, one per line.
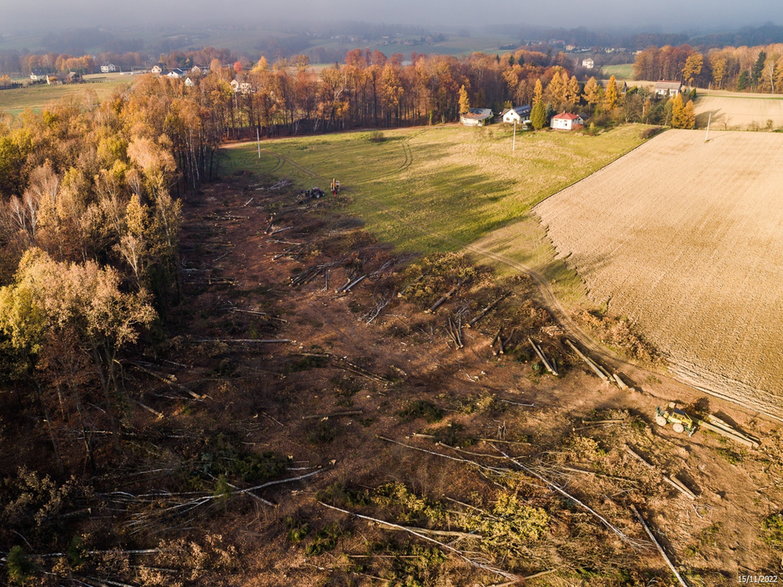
512, 120, 517, 152
704, 112, 712, 142
256, 126, 261, 158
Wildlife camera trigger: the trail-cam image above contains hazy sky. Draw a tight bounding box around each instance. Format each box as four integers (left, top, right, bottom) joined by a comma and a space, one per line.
0, 0, 780, 31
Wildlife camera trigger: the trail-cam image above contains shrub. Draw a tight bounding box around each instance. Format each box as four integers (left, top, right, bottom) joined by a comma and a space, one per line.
398, 400, 444, 423
762, 513, 783, 547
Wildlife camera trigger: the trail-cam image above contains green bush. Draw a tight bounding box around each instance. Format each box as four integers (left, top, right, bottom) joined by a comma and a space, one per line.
762, 513, 783, 547
398, 400, 443, 423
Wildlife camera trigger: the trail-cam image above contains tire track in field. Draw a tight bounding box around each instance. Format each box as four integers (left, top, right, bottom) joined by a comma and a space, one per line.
229, 137, 783, 423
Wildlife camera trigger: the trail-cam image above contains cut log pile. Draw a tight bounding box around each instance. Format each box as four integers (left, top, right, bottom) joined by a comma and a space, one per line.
696, 414, 760, 448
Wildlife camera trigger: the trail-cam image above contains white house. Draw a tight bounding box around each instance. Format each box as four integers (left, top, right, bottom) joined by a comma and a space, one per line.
581, 58, 594, 69
167, 68, 186, 79
550, 112, 584, 130
502, 105, 531, 124
29, 70, 47, 82
184, 77, 195, 87
460, 108, 493, 127
230, 79, 254, 94
150, 64, 164, 75
655, 81, 683, 97
100, 63, 117, 73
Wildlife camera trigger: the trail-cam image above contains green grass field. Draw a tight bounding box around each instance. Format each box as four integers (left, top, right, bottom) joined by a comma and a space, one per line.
601, 63, 635, 80
224, 124, 647, 252
0, 73, 133, 118
224, 123, 650, 298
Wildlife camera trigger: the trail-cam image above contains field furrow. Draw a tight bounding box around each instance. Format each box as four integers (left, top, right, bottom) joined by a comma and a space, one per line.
536, 129, 783, 413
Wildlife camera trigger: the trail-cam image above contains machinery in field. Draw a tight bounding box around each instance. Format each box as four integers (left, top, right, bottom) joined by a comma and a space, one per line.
655, 403, 697, 436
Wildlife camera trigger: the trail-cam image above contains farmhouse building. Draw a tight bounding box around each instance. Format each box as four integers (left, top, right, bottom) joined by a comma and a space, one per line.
581, 58, 594, 69
150, 64, 164, 75
167, 68, 186, 79
550, 112, 584, 131
29, 70, 48, 82
184, 77, 195, 87
655, 81, 683, 97
100, 64, 117, 73
502, 105, 531, 124
460, 108, 493, 126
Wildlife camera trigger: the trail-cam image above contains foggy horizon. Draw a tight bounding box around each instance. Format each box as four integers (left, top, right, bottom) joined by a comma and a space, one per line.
1, 0, 780, 35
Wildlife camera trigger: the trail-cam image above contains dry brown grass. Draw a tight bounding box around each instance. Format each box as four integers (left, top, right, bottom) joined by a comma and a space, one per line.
535, 129, 783, 417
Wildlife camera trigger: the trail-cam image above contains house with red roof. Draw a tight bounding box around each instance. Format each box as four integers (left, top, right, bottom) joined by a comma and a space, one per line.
550, 112, 584, 131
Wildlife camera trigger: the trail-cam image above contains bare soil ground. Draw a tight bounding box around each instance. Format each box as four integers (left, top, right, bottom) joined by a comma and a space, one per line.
120, 167, 783, 585
694, 89, 783, 130
535, 129, 783, 419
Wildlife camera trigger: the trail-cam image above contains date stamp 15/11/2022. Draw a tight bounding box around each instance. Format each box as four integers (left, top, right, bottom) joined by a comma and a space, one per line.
739, 576, 779, 584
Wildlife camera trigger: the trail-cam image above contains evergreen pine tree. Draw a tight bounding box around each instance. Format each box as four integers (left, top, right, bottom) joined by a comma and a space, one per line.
531, 79, 547, 129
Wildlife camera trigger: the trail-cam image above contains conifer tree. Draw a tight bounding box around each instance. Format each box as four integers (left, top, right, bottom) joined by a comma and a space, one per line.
458, 84, 470, 114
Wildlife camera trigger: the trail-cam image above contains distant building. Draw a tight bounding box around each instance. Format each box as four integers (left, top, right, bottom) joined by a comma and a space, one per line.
100, 63, 117, 73
66, 71, 82, 83
184, 77, 195, 87
150, 64, 164, 75
550, 112, 584, 131
502, 105, 531, 124
460, 108, 493, 127
29, 70, 47, 82
581, 58, 594, 69
45, 74, 61, 85
655, 80, 683, 97
167, 68, 186, 79
230, 78, 254, 94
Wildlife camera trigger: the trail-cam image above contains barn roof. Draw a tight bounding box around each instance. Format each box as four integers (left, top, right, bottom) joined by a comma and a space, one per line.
655, 80, 682, 89
461, 108, 493, 120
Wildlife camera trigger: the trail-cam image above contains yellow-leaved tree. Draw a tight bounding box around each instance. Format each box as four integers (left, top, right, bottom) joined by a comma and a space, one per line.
0, 248, 156, 394
458, 84, 470, 114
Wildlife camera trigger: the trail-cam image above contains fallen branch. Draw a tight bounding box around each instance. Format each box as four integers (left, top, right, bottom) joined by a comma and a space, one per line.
377, 435, 511, 475
193, 338, 292, 344
427, 280, 465, 314
631, 505, 689, 587
127, 362, 203, 401
663, 475, 698, 500
363, 296, 392, 324
565, 339, 610, 382
493, 445, 637, 545
467, 293, 510, 327
318, 501, 519, 582
528, 337, 558, 376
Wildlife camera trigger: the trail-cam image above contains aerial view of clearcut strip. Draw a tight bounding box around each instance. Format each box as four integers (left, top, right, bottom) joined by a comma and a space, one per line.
535, 129, 783, 417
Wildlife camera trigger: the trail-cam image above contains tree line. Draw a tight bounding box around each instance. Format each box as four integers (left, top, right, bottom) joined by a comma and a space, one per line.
634, 43, 783, 92
0, 73, 235, 428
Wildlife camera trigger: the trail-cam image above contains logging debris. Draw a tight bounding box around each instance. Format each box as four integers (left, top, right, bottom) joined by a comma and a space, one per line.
528, 337, 558, 376
631, 505, 690, 587
467, 292, 510, 327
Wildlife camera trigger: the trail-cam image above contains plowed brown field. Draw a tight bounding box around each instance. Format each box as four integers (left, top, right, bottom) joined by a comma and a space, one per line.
695, 89, 783, 130
535, 129, 783, 417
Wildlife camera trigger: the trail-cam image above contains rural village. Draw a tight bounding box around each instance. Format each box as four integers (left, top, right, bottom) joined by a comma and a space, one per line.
1, 13, 783, 587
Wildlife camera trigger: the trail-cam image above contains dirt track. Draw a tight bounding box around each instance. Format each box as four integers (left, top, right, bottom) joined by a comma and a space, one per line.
536, 129, 783, 418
